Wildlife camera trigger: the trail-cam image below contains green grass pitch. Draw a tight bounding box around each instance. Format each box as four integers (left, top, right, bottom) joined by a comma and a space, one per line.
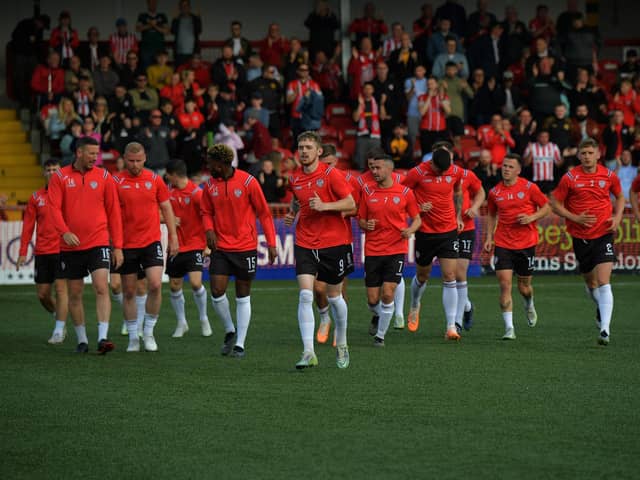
1, 275, 639, 479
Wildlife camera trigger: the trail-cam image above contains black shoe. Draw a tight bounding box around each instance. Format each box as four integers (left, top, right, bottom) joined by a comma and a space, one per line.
230, 346, 245, 358
463, 303, 474, 331
455, 323, 462, 335
368, 315, 379, 336
221, 331, 236, 356
75, 342, 89, 353
97, 338, 115, 355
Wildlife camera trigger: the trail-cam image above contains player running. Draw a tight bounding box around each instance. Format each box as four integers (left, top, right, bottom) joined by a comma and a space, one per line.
358, 154, 421, 346
17, 159, 69, 344
483, 153, 550, 340
550, 138, 625, 345
201, 144, 277, 358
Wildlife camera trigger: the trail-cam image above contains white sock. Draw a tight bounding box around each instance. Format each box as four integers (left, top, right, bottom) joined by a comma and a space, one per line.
523, 295, 534, 310
503, 311, 514, 330
136, 295, 147, 331
586, 285, 600, 305
328, 294, 348, 347
111, 291, 123, 306
126, 319, 138, 341
368, 302, 381, 316
143, 313, 158, 337
597, 284, 613, 334
97, 321, 109, 341
235, 296, 251, 349
410, 276, 427, 308
443, 280, 458, 329
170, 289, 187, 324
54, 320, 65, 334
298, 289, 315, 352
193, 286, 208, 321
394, 277, 405, 319
376, 301, 394, 339
455, 281, 468, 327
211, 294, 235, 333
74, 325, 88, 344
465, 299, 472, 312
317, 305, 330, 324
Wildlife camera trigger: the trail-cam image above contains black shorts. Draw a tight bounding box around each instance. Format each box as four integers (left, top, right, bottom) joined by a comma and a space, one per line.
364, 254, 405, 288
110, 261, 146, 279
118, 241, 164, 275
494, 246, 535, 276
572, 233, 615, 274
60, 246, 112, 280
295, 244, 354, 285
209, 249, 257, 281
458, 230, 475, 260
34, 253, 63, 284
414, 230, 459, 266
166, 250, 204, 278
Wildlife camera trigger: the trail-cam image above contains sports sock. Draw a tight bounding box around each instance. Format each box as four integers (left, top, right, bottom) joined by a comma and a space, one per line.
126, 319, 138, 341
193, 286, 208, 321
376, 301, 395, 339
523, 295, 534, 310
443, 280, 458, 329
455, 281, 468, 327
597, 284, 613, 335
74, 325, 88, 344
211, 293, 235, 333
465, 299, 472, 312
235, 296, 251, 349
410, 276, 427, 309
298, 289, 315, 352
97, 321, 109, 341
586, 285, 600, 305
317, 305, 330, 324
111, 291, 123, 306
136, 295, 147, 331
394, 277, 405, 318
328, 294, 348, 347
143, 314, 158, 337
54, 320, 65, 334
169, 289, 186, 324
503, 311, 514, 330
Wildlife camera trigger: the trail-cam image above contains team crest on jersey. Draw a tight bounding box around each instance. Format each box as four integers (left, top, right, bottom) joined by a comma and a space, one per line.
90, 181, 98, 189
145, 181, 152, 190
316, 179, 325, 188
234, 188, 243, 197
598, 180, 606, 188
517, 191, 525, 199
393, 196, 400, 204
445, 176, 451, 183
184, 197, 190, 205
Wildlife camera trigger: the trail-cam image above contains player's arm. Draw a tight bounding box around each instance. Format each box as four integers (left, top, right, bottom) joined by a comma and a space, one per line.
284, 197, 299, 226
104, 175, 124, 268
465, 182, 486, 219
402, 190, 422, 238
403, 214, 422, 238
159, 200, 179, 257
47, 172, 78, 246
454, 183, 464, 231
610, 191, 625, 232
309, 192, 355, 213
483, 210, 497, 252
248, 179, 278, 264
17, 196, 37, 269
199, 185, 217, 251
357, 197, 374, 231
549, 183, 597, 227
518, 185, 551, 224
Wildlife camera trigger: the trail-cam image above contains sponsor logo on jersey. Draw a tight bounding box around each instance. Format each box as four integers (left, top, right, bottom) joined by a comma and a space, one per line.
67, 179, 76, 188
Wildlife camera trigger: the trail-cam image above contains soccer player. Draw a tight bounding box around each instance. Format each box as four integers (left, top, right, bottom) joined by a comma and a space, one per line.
550, 138, 625, 345
401, 147, 465, 340
47, 137, 123, 354
201, 144, 277, 358
358, 154, 421, 346
17, 159, 68, 344
165, 159, 212, 338
483, 154, 550, 339
284, 131, 356, 369
113, 142, 179, 352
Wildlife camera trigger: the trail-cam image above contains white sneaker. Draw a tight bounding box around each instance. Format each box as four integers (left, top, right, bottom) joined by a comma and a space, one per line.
502, 328, 516, 340
143, 335, 158, 352
127, 338, 140, 352
393, 314, 405, 329
47, 327, 66, 345
120, 322, 128, 336
526, 306, 538, 327
172, 322, 189, 338
200, 318, 212, 337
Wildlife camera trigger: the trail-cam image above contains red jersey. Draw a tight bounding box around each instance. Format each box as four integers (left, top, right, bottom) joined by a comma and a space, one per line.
113, 169, 170, 249
288, 162, 353, 249
524, 141, 562, 182
483, 129, 516, 166
358, 183, 420, 256
356, 170, 404, 208
168, 181, 206, 253
460, 169, 483, 232
402, 162, 463, 234
488, 177, 548, 249
19, 187, 60, 256
631, 175, 640, 194
48, 165, 123, 251
552, 165, 622, 240
286, 79, 322, 118
418, 94, 449, 131
201, 169, 276, 252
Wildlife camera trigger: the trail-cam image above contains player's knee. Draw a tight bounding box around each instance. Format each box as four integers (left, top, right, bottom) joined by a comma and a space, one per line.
299, 289, 313, 305
36, 290, 50, 302
147, 279, 162, 295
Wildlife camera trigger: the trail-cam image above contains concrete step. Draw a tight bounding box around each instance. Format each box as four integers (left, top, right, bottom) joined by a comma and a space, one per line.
0, 109, 17, 121
0, 177, 43, 189
0, 154, 39, 166
0, 131, 27, 143
0, 143, 33, 154
0, 165, 42, 176
0, 120, 24, 133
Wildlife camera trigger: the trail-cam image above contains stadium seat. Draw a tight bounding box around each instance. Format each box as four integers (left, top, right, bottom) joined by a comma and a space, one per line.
460, 135, 479, 151
463, 146, 483, 166
330, 117, 356, 139
325, 103, 352, 122
341, 137, 356, 158
318, 124, 339, 142
463, 125, 476, 137
598, 59, 621, 90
